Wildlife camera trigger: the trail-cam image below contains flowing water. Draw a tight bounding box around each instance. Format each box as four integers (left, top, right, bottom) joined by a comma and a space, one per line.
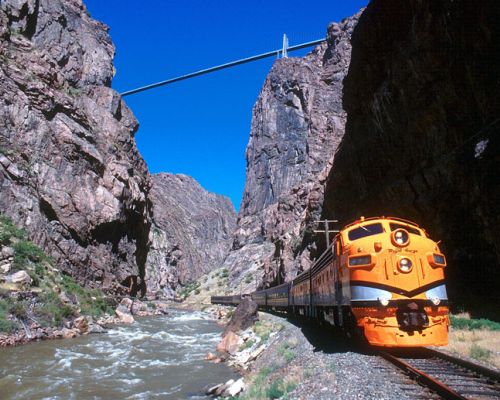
0, 310, 238, 399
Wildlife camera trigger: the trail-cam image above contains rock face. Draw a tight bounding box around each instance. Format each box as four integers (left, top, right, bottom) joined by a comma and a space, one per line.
0, 0, 151, 292
322, 1, 500, 317
225, 13, 360, 289
146, 173, 236, 298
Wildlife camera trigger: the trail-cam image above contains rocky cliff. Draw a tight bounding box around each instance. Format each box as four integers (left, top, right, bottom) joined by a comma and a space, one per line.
225, 13, 360, 289
146, 173, 236, 298
0, 0, 151, 293
323, 0, 500, 317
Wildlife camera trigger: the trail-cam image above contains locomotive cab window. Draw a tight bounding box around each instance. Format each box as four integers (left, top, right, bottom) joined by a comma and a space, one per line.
389, 223, 421, 236
348, 223, 384, 241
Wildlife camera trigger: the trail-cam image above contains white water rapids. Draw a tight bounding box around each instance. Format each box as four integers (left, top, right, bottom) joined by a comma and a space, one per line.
0, 310, 237, 399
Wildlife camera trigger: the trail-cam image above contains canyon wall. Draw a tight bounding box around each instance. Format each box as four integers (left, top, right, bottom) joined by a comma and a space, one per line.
323, 0, 500, 317
224, 13, 360, 290
0, 0, 152, 292
146, 173, 236, 298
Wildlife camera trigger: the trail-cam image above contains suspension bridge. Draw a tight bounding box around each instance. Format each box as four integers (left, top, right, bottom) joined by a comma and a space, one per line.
121, 35, 326, 97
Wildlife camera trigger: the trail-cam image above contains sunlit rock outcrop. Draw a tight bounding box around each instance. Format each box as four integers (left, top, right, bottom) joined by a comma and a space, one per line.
146, 173, 236, 298
224, 12, 361, 289
0, 0, 152, 292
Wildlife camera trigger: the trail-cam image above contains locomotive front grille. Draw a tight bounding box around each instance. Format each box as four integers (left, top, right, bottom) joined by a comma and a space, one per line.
396, 302, 429, 331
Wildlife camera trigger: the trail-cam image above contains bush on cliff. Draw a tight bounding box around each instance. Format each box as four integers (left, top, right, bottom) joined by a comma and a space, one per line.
0, 215, 113, 333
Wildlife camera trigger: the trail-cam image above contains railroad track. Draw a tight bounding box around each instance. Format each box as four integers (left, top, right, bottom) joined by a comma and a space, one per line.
379, 348, 500, 399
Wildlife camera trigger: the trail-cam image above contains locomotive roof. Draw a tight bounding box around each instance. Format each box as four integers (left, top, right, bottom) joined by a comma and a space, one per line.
341, 216, 421, 231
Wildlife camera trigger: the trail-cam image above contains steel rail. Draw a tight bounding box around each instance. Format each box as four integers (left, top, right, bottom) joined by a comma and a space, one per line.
379, 351, 468, 400
121, 38, 326, 97
423, 347, 500, 383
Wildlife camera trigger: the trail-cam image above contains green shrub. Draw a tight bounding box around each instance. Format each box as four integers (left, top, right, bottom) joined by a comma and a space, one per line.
61, 274, 85, 297
470, 344, 492, 361
328, 361, 337, 372
277, 342, 296, 363
254, 321, 273, 342
178, 280, 201, 299
239, 338, 256, 351
0, 317, 14, 332
8, 301, 27, 319
266, 379, 285, 399
60, 275, 112, 317
37, 291, 74, 325
0, 215, 26, 243
0, 299, 15, 333
13, 240, 48, 269
450, 316, 500, 331
220, 268, 229, 278
245, 273, 253, 284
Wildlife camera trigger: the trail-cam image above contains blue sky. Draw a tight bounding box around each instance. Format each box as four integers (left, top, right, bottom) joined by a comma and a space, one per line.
84, 0, 367, 210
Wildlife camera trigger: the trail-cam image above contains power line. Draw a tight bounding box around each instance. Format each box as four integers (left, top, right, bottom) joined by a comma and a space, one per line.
121, 38, 326, 97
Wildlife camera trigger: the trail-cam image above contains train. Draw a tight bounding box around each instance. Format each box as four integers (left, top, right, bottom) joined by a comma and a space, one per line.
211, 216, 449, 347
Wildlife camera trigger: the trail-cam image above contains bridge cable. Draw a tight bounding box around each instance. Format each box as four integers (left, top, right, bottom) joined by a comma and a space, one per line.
120, 38, 326, 97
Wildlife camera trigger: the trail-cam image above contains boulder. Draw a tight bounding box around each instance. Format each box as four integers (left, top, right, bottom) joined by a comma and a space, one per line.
54, 328, 79, 339
0, 261, 11, 273
224, 378, 245, 397
115, 308, 134, 324
88, 323, 107, 334
73, 316, 89, 334
1, 247, 14, 258
216, 331, 243, 355
205, 352, 218, 361
206, 383, 223, 396
7, 270, 32, 286
223, 298, 258, 336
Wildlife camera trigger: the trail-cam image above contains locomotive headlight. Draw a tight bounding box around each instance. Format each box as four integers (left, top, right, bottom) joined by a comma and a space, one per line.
378, 297, 390, 306
391, 229, 410, 247
431, 297, 441, 306
398, 257, 413, 273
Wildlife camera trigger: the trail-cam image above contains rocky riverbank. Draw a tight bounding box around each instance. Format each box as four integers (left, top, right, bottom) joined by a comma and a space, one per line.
204, 306, 406, 399
0, 211, 172, 347
0, 295, 170, 347
204, 304, 500, 399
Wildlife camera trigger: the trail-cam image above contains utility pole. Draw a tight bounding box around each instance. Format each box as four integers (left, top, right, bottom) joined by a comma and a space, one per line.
313, 219, 339, 248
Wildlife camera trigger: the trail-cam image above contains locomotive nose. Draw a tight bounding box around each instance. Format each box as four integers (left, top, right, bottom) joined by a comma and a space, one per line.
396, 302, 429, 330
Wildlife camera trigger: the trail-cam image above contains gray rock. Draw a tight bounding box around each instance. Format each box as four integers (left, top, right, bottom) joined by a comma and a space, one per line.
0, 260, 11, 273
7, 270, 31, 285
0, 0, 152, 293
223, 297, 258, 337
224, 12, 361, 289
1, 246, 15, 258
145, 173, 236, 298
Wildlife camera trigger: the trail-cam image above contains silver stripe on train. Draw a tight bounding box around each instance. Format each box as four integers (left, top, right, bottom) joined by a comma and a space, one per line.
425, 284, 448, 300
350, 286, 392, 301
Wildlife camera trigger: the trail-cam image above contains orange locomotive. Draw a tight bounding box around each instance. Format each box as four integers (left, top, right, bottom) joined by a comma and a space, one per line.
212, 216, 450, 347
328, 216, 449, 347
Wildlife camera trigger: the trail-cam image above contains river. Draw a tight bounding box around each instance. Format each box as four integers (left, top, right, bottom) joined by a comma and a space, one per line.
0, 310, 238, 399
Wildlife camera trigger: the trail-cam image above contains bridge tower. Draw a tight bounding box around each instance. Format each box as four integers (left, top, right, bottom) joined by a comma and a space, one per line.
282, 34, 289, 58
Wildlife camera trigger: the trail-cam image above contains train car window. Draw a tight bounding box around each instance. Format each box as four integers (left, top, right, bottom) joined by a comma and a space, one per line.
348, 223, 384, 241
389, 223, 421, 236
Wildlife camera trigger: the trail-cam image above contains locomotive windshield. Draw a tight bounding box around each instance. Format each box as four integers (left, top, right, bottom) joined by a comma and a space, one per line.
389, 223, 421, 236
348, 223, 384, 240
